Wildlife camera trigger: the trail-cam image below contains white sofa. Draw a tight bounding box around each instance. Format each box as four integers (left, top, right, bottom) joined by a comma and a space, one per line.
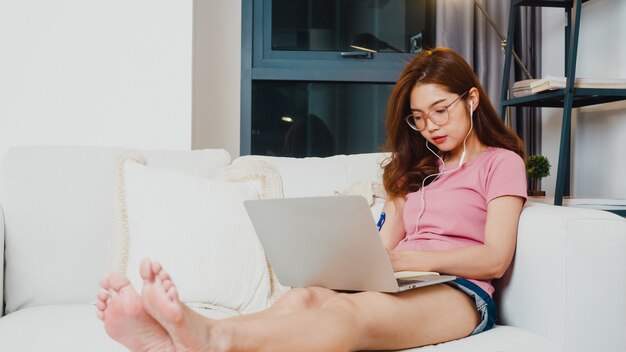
0, 146, 624, 351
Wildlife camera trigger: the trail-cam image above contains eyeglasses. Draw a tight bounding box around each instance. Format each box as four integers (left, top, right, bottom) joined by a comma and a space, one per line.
405, 90, 469, 131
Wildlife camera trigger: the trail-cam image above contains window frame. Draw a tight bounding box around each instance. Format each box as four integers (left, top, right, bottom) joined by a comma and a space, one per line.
240, 0, 435, 155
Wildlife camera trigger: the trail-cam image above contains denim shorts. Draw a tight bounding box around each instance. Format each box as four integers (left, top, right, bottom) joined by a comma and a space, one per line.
446, 278, 497, 336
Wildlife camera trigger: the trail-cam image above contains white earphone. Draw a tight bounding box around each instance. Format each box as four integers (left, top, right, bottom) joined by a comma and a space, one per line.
459, 100, 473, 167
459, 152, 467, 167
413, 96, 475, 234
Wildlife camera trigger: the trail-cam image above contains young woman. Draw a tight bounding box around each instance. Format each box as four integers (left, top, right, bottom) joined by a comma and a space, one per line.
96, 47, 527, 352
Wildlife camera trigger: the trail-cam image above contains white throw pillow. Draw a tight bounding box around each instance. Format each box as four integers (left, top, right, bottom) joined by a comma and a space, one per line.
120, 160, 273, 313
210, 159, 290, 300
211, 159, 284, 199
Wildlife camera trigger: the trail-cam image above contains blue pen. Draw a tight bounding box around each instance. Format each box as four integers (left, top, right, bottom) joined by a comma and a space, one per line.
377, 211, 386, 231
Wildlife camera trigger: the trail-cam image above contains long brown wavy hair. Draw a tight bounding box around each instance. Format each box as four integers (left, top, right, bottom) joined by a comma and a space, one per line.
382, 48, 525, 198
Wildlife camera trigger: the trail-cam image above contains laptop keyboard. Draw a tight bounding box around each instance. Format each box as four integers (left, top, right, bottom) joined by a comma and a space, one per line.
397, 278, 423, 285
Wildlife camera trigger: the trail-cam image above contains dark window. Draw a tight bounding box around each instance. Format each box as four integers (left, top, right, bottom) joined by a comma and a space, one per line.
252, 81, 393, 157
241, 0, 436, 155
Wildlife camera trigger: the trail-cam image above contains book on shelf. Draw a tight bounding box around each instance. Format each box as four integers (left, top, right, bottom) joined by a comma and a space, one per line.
511, 75, 626, 98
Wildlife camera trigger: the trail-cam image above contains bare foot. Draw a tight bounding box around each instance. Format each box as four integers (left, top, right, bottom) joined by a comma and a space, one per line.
97, 272, 175, 352
140, 258, 230, 352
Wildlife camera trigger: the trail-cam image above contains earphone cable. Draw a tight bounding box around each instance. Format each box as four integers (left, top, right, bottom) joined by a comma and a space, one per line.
413, 101, 474, 234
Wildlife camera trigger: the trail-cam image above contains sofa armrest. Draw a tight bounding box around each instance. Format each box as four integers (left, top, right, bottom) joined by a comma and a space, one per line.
0, 201, 4, 317
495, 202, 626, 352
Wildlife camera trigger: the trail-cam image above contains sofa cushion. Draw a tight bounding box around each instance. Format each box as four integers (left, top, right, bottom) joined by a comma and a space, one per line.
412, 325, 561, 351
233, 153, 388, 224
234, 153, 388, 198
0, 304, 234, 351
119, 160, 273, 313
0, 305, 127, 351
495, 202, 626, 352
0, 146, 231, 314
0, 304, 561, 352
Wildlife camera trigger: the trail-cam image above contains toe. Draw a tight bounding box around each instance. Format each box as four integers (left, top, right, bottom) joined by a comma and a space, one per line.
108, 273, 131, 291
97, 291, 109, 302
152, 261, 163, 276
140, 258, 154, 281
157, 269, 170, 283
100, 277, 111, 290
162, 279, 174, 292
167, 286, 180, 302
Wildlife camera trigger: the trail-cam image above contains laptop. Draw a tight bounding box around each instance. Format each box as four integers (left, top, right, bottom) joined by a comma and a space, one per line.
244, 195, 455, 293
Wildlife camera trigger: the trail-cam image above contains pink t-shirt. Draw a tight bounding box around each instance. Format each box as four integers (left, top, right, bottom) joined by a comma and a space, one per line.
395, 147, 527, 296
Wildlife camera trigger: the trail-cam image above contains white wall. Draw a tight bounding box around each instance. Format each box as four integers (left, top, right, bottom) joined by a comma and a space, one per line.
0, 0, 195, 160
0, 0, 242, 311
191, 0, 241, 157
541, 0, 626, 199
13, 0, 621, 177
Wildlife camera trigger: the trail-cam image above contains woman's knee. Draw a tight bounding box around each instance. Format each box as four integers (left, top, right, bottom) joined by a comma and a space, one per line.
274, 287, 320, 310
319, 294, 365, 338
320, 293, 360, 316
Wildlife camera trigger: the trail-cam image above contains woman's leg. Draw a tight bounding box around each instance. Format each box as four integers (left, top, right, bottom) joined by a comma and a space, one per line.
141, 259, 479, 352
95, 269, 333, 352
327, 286, 479, 350
222, 286, 340, 323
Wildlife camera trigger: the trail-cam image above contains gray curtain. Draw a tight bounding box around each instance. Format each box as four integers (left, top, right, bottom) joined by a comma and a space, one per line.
435, 0, 542, 156
512, 6, 542, 157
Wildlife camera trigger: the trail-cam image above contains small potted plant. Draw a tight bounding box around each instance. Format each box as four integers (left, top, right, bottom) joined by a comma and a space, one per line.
526, 155, 551, 196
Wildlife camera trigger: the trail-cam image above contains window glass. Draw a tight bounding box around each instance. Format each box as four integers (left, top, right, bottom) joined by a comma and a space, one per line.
271, 0, 434, 53
252, 81, 394, 156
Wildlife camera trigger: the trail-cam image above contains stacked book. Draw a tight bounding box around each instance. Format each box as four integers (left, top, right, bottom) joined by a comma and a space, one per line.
511, 75, 626, 98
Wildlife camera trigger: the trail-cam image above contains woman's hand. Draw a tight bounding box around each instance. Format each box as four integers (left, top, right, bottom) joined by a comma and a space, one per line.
386, 249, 403, 271
386, 249, 432, 273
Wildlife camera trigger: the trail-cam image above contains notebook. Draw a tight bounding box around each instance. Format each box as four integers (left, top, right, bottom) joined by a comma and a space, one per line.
244, 195, 456, 293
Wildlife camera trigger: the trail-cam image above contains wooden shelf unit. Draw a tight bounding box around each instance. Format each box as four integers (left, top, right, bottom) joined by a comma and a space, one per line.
500, 0, 626, 206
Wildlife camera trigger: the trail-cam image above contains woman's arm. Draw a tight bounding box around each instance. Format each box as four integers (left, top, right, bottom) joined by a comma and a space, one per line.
379, 198, 406, 250
388, 195, 524, 280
